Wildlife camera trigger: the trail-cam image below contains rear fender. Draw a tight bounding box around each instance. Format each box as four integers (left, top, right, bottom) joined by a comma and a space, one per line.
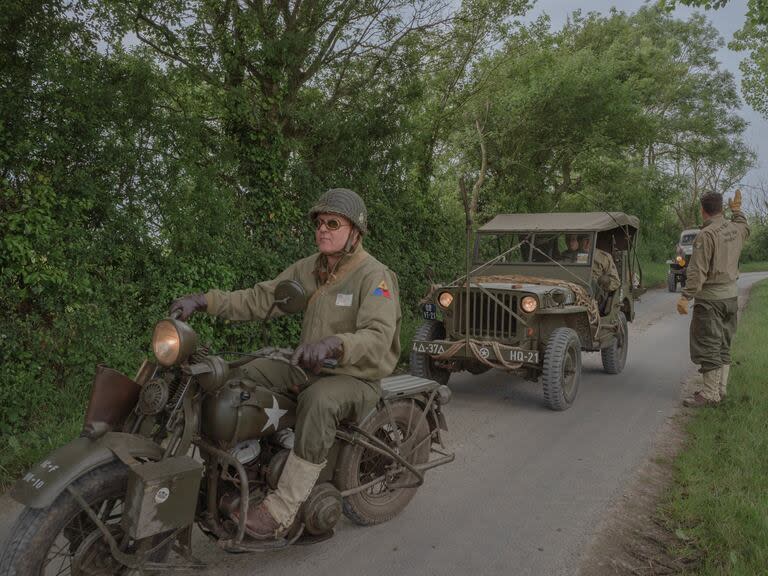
10, 432, 163, 509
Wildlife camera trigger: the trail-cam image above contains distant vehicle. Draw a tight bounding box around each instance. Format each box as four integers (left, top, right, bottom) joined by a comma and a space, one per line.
410, 212, 643, 411
667, 228, 700, 292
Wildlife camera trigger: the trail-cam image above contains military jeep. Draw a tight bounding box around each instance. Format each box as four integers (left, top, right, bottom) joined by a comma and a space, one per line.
410, 212, 642, 411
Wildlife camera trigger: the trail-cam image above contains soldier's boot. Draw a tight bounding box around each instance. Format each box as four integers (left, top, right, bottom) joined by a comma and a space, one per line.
719, 364, 730, 400
239, 451, 324, 540
683, 370, 721, 407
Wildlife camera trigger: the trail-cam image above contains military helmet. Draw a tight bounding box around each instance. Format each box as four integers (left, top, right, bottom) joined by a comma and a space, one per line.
309, 188, 368, 234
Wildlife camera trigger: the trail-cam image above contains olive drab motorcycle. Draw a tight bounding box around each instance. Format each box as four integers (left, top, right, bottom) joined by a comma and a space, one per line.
0, 280, 454, 575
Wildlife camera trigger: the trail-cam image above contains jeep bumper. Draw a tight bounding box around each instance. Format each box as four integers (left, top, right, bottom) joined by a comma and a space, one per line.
411, 340, 539, 365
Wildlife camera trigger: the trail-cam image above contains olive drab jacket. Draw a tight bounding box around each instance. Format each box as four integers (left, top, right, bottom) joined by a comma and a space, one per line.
204, 243, 402, 383
592, 249, 621, 292
682, 210, 750, 301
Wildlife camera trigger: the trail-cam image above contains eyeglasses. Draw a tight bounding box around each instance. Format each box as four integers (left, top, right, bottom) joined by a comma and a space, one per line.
313, 217, 350, 231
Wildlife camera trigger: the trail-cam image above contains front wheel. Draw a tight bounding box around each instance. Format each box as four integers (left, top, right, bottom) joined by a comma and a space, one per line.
541, 328, 582, 411
601, 311, 628, 374
667, 272, 677, 292
337, 399, 431, 526
0, 462, 170, 576
410, 320, 451, 385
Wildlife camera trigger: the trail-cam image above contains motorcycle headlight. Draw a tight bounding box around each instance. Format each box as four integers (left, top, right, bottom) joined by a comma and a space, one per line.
438, 291, 454, 309
152, 319, 198, 367
521, 296, 538, 313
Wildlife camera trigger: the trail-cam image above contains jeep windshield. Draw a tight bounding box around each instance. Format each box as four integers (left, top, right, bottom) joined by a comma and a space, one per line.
680, 232, 698, 245
475, 232, 593, 266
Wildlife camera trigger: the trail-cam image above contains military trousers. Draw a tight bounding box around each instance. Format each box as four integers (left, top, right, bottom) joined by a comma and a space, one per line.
235, 359, 380, 464
690, 297, 738, 373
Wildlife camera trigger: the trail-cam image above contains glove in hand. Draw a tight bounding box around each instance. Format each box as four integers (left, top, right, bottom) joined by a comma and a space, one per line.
729, 189, 742, 212
291, 336, 344, 375
676, 296, 689, 315
169, 293, 207, 321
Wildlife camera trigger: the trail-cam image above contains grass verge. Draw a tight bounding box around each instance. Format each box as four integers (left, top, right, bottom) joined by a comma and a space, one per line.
740, 260, 768, 273
640, 259, 670, 289
664, 278, 768, 574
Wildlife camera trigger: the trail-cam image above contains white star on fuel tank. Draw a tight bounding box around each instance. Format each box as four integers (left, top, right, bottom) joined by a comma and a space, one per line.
261, 396, 288, 432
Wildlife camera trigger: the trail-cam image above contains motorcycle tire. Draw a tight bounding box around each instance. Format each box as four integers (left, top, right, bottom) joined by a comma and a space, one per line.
337, 399, 431, 526
0, 461, 171, 576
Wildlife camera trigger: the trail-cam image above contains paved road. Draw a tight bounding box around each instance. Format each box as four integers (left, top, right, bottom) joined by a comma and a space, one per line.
2, 273, 766, 575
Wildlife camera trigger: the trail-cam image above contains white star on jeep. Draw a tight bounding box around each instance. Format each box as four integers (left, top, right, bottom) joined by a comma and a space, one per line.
261, 396, 288, 432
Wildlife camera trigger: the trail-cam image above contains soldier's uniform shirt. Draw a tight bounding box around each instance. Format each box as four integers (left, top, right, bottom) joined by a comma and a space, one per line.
682, 210, 749, 373
592, 249, 620, 292
204, 243, 401, 463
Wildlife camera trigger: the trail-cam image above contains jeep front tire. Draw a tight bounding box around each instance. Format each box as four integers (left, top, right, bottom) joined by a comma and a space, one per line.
410, 320, 451, 385
541, 328, 582, 411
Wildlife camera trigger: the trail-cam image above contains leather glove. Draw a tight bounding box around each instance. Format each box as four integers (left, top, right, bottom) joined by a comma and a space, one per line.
291, 336, 344, 375
169, 293, 207, 321
729, 189, 742, 212
676, 296, 689, 315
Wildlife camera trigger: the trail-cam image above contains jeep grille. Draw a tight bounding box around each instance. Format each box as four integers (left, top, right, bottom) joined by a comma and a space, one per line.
451, 290, 518, 340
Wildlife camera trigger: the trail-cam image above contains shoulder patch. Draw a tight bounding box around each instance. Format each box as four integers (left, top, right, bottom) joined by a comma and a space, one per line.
373, 280, 392, 299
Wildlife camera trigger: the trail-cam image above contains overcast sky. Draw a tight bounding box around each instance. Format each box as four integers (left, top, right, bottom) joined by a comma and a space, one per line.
525, 0, 766, 196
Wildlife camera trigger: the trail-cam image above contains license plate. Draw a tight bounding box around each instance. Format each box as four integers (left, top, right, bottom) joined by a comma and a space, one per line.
422, 303, 437, 320
411, 341, 447, 355
510, 349, 538, 363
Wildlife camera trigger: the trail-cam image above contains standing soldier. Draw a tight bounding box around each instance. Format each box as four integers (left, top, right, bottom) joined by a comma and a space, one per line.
170, 188, 402, 539
677, 190, 749, 406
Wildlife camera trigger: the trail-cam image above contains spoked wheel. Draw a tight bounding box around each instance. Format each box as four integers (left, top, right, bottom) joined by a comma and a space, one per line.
0, 462, 171, 576
337, 400, 431, 526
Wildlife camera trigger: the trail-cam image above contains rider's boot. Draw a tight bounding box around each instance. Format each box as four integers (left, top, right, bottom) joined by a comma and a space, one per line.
242, 450, 324, 540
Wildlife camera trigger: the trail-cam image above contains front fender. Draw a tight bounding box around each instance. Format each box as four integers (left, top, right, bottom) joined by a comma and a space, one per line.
10, 432, 163, 509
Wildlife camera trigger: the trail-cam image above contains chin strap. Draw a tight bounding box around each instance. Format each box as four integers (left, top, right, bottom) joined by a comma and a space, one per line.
314, 229, 362, 285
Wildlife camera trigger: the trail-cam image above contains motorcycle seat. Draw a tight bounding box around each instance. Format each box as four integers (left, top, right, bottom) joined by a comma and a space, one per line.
380, 374, 439, 400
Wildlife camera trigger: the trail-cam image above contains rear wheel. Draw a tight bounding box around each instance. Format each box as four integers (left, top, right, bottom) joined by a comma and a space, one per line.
337, 400, 431, 526
601, 312, 628, 374
541, 328, 582, 411
0, 462, 171, 576
410, 320, 451, 385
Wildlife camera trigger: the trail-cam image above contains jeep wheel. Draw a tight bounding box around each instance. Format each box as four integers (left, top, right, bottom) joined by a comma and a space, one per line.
601, 311, 628, 374
541, 328, 581, 411
667, 272, 677, 292
410, 320, 451, 385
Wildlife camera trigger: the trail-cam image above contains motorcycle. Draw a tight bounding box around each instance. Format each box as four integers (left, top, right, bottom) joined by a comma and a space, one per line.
0, 280, 454, 575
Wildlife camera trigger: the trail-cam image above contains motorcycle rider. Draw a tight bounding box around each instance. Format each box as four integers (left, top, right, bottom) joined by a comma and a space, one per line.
677, 190, 749, 406
170, 188, 401, 539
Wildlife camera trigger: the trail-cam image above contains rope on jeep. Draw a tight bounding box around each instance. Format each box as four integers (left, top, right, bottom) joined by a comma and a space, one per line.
431, 339, 523, 371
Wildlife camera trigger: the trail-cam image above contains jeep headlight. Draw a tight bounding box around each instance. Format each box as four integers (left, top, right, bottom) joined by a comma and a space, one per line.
521, 296, 538, 313
438, 291, 454, 309
152, 319, 198, 366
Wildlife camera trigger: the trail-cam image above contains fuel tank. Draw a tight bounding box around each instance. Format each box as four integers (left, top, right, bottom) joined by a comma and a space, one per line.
201, 379, 297, 446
